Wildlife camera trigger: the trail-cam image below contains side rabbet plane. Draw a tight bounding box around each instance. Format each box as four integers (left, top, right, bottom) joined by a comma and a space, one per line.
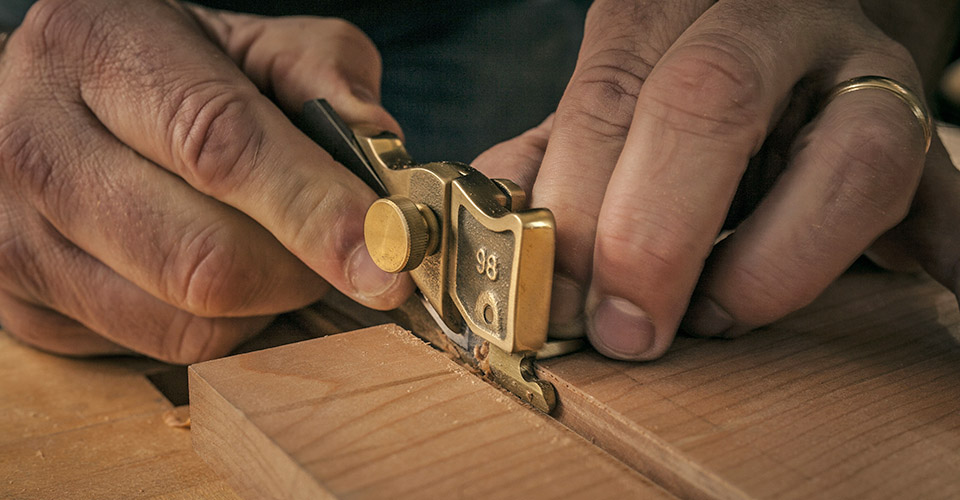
298, 99, 583, 413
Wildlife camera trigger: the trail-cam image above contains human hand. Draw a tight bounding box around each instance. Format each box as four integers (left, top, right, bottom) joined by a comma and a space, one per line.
474, 0, 959, 360
0, 0, 413, 362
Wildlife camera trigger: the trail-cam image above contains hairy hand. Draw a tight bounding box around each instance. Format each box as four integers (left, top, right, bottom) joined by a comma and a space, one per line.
474, 0, 959, 360
0, 0, 413, 362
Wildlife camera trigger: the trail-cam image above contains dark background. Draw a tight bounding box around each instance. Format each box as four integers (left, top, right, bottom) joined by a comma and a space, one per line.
0, 0, 589, 161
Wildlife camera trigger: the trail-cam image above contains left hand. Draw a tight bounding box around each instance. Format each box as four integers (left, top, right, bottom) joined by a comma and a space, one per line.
473, 0, 960, 360
0, 1, 413, 362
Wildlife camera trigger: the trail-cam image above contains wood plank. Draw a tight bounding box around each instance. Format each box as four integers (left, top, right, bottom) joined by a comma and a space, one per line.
0, 405, 238, 499
0, 334, 240, 499
538, 266, 960, 500
190, 324, 672, 500
0, 333, 171, 446
0, 311, 368, 500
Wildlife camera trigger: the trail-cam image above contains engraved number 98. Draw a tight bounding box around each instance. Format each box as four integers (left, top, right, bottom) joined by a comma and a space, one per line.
475, 248, 498, 281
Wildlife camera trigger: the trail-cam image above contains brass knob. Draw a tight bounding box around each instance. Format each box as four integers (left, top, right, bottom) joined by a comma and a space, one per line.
364, 196, 439, 273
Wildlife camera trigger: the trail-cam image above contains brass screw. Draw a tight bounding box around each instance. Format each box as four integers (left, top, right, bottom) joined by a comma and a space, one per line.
364, 196, 438, 273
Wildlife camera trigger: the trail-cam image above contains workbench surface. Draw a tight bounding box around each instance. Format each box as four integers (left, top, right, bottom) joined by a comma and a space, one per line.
4, 262, 959, 499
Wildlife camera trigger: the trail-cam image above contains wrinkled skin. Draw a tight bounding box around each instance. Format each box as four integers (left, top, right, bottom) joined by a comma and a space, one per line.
0, 0, 412, 363
2, 0, 959, 364
472, 0, 960, 360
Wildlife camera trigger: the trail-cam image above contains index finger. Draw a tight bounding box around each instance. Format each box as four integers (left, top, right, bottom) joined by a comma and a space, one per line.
526, 0, 713, 332
587, 1, 825, 359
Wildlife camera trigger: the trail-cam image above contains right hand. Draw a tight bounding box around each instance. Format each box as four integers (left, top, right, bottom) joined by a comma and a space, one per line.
0, 0, 413, 363
473, 0, 960, 361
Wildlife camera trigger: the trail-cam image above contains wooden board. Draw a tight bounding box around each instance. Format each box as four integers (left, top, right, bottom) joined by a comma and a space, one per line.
287, 267, 960, 499
189, 324, 672, 500
0, 333, 239, 500
0, 335, 168, 445
0, 305, 378, 500
0, 406, 237, 500
538, 266, 960, 500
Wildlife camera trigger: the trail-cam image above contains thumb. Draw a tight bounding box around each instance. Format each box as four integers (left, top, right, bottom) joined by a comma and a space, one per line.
471, 114, 554, 195
71, 0, 413, 310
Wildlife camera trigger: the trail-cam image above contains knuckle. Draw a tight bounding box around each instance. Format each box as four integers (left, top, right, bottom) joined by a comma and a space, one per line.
642, 33, 766, 147
160, 313, 220, 364
594, 203, 699, 287
163, 225, 258, 317
20, 0, 97, 57
0, 119, 47, 192
564, 51, 650, 137
307, 18, 381, 82
0, 118, 85, 232
0, 303, 89, 357
725, 260, 817, 325
0, 230, 26, 281
167, 82, 264, 196
286, 179, 357, 262
827, 118, 921, 228
160, 314, 260, 365
326, 18, 366, 42
585, 0, 633, 28
303, 19, 383, 101
0, 232, 46, 302
881, 41, 916, 72
0, 223, 67, 310
307, 62, 356, 99
325, 18, 378, 57
583, 0, 664, 42
856, 31, 917, 74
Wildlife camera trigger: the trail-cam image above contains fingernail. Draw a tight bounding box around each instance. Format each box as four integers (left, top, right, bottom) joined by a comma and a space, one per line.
351, 84, 378, 104
548, 274, 585, 338
347, 244, 398, 299
587, 296, 655, 359
682, 296, 734, 337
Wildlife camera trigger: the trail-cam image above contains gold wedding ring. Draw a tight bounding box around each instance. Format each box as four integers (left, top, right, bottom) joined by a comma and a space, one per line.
825, 75, 932, 153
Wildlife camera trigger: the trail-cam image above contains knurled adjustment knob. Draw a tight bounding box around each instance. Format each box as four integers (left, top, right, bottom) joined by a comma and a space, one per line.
364, 196, 439, 273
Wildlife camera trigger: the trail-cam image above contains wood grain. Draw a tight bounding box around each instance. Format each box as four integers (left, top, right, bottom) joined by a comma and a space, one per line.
0, 304, 382, 499
0, 333, 239, 499
0, 407, 238, 499
0, 335, 172, 445
190, 324, 672, 500
538, 266, 960, 500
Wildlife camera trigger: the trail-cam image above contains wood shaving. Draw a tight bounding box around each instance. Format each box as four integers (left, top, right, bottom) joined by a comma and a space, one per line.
162, 410, 191, 429
474, 341, 491, 376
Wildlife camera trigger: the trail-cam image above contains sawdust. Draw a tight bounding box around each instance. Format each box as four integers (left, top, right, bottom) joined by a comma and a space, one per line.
162, 410, 191, 429
473, 341, 492, 376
